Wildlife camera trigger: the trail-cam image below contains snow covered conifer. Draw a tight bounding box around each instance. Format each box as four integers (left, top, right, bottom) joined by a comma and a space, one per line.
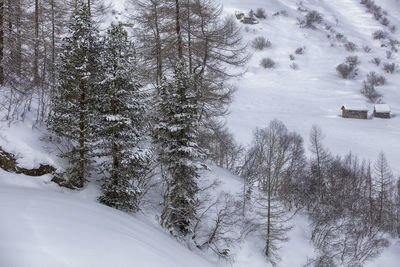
47, 2, 101, 188
97, 22, 150, 211
155, 61, 205, 236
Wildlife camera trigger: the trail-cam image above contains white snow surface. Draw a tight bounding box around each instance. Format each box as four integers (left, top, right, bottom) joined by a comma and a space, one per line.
0, 170, 216, 267
1, 0, 400, 266
224, 0, 400, 172
375, 103, 391, 113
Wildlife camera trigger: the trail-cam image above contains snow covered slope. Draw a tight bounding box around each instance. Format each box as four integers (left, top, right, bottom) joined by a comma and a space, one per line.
0, 170, 215, 267
224, 0, 400, 171
1, 0, 400, 266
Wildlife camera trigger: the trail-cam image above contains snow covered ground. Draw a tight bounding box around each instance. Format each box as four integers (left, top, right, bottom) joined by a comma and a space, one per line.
224, 0, 400, 172
222, 0, 400, 265
1, 0, 400, 266
0, 170, 217, 267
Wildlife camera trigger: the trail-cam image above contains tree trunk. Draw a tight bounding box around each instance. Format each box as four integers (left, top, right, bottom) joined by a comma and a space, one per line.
51, 0, 55, 87
78, 83, 86, 188
34, 0, 39, 86
0, 0, 4, 85
186, 0, 192, 74
153, 4, 162, 86
174, 0, 183, 60
265, 178, 272, 258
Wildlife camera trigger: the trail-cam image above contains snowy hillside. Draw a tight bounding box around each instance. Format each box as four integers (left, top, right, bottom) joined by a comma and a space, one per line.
1, 0, 400, 266
0, 169, 217, 267
224, 0, 400, 171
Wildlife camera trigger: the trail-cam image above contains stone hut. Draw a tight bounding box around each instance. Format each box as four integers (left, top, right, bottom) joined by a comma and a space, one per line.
374, 104, 391, 119
341, 105, 368, 119
241, 16, 259, 24
235, 11, 244, 20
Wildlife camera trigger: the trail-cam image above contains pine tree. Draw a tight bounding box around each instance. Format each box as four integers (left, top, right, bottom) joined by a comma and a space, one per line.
97, 22, 150, 211
155, 61, 204, 236
47, 2, 100, 188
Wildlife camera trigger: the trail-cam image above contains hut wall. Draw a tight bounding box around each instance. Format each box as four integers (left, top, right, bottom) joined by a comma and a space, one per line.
342, 110, 368, 119
374, 112, 390, 119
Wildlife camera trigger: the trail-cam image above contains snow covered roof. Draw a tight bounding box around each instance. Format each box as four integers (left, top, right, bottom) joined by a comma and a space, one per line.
374, 104, 391, 113
341, 104, 368, 111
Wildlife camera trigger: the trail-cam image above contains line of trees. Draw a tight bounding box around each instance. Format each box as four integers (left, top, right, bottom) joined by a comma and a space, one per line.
43, 0, 247, 243
231, 122, 399, 266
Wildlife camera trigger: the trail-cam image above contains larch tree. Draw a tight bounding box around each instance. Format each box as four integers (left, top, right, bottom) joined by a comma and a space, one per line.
130, 0, 247, 120
97, 22, 150, 212
47, 2, 100, 188
373, 152, 394, 227
242, 120, 305, 265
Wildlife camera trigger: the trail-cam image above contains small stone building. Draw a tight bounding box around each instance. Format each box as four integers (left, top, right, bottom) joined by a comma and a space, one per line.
235, 11, 244, 20
341, 105, 368, 119
374, 104, 391, 119
241, 16, 259, 24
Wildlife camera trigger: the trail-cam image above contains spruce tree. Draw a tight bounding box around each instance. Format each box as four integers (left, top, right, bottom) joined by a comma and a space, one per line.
47, 2, 100, 188
97, 23, 150, 211
155, 61, 204, 235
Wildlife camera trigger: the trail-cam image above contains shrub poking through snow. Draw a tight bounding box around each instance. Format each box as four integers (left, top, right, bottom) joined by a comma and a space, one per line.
361, 81, 382, 103
345, 55, 360, 66
298, 10, 323, 29
336, 33, 345, 42
388, 39, 400, 52
344, 42, 357, 52
260, 57, 276, 68
373, 30, 389, 40
370, 57, 381, 66
336, 56, 360, 79
289, 54, 295, 60
251, 36, 271, 50
290, 63, 299, 70
363, 45, 372, 53
380, 17, 390, 26
254, 8, 267, 19
295, 46, 305, 54
366, 72, 386, 86
383, 62, 396, 73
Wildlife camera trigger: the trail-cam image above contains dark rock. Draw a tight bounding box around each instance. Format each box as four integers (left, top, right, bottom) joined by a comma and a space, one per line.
51, 175, 75, 190
0, 148, 17, 172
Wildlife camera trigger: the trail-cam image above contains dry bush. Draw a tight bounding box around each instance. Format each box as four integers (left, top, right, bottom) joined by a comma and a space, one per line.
295, 46, 305, 54
386, 50, 393, 59
336, 56, 359, 79
251, 36, 271, 50
370, 57, 381, 66
298, 10, 323, 29
361, 81, 382, 103
254, 8, 267, 19
373, 30, 389, 40
345, 41, 357, 52
363, 45, 372, 53
383, 62, 396, 73
290, 63, 299, 70
366, 71, 386, 86
260, 57, 276, 68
